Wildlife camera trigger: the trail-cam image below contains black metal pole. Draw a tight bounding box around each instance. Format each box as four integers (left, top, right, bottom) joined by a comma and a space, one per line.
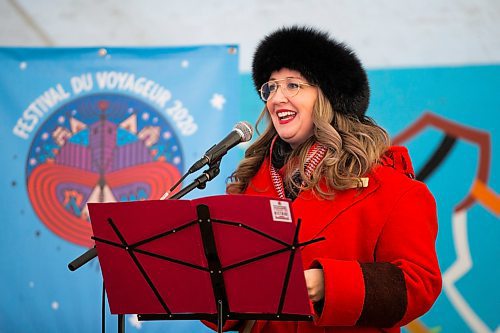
68, 247, 97, 271
118, 314, 125, 333
170, 161, 220, 200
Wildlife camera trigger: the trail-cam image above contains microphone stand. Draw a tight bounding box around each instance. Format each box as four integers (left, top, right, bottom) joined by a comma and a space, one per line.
170, 159, 220, 199
67, 160, 222, 333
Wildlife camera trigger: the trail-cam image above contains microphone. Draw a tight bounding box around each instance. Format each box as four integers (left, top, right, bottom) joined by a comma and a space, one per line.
188, 121, 253, 174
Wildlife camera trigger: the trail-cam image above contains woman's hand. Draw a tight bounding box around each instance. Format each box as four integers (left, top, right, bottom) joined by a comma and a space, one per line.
304, 268, 325, 302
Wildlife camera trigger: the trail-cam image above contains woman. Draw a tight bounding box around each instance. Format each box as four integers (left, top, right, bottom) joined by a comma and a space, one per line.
214, 26, 441, 333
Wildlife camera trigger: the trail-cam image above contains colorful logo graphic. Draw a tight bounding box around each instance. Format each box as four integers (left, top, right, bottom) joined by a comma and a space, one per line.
26, 93, 183, 247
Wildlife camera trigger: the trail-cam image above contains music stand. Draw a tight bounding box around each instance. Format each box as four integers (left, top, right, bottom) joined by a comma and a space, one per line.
88, 194, 323, 332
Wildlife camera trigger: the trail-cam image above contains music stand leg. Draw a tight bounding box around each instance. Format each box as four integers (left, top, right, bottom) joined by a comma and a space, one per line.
118, 314, 125, 333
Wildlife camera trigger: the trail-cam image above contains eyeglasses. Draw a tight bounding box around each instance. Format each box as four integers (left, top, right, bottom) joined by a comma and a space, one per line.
259, 78, 316, 101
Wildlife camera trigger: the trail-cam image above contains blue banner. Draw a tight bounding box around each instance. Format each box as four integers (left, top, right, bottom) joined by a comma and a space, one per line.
0, 46, 239, 332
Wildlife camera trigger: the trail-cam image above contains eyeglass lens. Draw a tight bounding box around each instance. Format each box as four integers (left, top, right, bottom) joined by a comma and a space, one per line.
260, 78, 303, 101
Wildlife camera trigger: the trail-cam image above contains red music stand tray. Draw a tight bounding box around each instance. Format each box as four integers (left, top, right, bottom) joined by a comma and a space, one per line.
88, 194, 323, 331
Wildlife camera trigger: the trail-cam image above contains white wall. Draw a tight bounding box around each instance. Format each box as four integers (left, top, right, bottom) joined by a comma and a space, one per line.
1, 0, 499, 71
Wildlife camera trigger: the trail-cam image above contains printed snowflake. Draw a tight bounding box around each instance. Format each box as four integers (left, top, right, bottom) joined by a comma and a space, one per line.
210, 93, 226, 111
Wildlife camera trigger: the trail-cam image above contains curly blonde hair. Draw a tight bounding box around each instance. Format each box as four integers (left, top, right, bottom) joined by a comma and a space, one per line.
226, 90, 390, 198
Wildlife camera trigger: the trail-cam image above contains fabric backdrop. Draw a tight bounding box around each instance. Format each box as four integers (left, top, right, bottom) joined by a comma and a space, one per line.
0, 46, 498, 332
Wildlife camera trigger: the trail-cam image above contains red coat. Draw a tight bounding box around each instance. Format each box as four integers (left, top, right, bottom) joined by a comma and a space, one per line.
208, 146, 441, 333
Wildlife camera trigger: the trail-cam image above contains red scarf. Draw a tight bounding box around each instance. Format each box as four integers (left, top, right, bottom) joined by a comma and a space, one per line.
269, 136, 328, 199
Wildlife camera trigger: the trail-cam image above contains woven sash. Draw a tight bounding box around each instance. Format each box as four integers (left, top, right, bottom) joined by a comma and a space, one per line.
269, 136, 328, 199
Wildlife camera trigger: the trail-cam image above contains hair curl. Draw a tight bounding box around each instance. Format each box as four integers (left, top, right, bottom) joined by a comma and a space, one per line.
226, 90, 390, 198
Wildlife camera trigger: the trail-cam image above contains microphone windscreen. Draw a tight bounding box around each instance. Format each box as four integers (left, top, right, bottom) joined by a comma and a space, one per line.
234, 121, 253, 142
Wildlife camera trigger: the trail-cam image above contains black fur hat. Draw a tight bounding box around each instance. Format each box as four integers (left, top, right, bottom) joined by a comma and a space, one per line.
252, 26, 370, 117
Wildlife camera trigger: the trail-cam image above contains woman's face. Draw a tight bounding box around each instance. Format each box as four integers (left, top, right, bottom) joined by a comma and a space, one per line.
266, 68, 318, 149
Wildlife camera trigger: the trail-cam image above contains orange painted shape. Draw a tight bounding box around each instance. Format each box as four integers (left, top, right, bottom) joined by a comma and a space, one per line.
406, 319, 431, 333
471, 180, 500, 216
